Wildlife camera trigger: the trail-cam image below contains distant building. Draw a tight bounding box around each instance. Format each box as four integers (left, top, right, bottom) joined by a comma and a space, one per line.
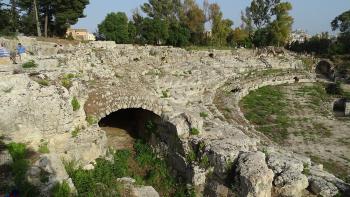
290, 29, 311, 43
66, 28, 96, 41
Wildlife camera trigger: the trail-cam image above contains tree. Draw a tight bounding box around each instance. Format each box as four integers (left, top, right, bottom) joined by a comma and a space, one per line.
52, 0, 89, 36
331, 10, 350, 54
167, 20, 190, 46
209, 3, 233, 46
181, 0, 205, 44
331, 10, 350, 33
18, 0, 89, 37
248, 0, 281, 29
268, 2, 293, 46
0, 1, 13, 35
140, 18, 169, 45
98, 12, 130, 44
141, 0, 181, 20
228, 28, 251, 48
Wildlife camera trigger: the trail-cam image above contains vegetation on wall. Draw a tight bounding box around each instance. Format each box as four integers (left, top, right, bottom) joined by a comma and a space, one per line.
65, 140, 195, 197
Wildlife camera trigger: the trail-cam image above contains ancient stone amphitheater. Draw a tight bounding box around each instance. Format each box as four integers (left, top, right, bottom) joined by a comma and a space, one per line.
0, 37, 349, 197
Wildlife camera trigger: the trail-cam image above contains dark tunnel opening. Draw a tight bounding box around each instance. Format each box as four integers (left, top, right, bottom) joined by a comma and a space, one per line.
98, 108, 161, 150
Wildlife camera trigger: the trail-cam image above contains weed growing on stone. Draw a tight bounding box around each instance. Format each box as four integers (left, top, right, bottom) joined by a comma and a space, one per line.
61, 73, 78, 89
161, 90, 170, 98
71, 127, 80, 138
38, 141, 50, 154
71, 97, 80, 111
86, 115, 97, 126
37, 79, 49, 86
200, 112, 208, 118
199, 155, 210, 169
190, 128, 200, 135
186, 149, 197, 164
22, 60, 38, 68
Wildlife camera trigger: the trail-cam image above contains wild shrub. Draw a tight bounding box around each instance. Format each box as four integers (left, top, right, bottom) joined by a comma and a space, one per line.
22, 60, 38, 68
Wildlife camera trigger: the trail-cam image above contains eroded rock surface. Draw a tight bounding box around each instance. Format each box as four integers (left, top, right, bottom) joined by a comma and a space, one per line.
0, 37, 349, 196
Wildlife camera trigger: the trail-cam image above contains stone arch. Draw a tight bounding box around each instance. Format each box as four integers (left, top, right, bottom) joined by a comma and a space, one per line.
315, 60, 335, 80
85, 93, 163, 122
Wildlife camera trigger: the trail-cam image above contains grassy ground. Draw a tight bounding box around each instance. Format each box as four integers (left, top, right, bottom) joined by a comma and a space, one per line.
240, 85, 291, 143
240, 82, 350, 182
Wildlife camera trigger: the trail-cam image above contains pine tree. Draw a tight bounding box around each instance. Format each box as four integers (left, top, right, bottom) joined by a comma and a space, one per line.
98, 12, 130, 44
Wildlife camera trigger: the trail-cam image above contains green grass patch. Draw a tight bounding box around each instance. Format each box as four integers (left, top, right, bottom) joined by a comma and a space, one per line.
240, 85, 291, 143
297, 83, 330, 106
22, 60, 38, 68
71, 97, 80, 111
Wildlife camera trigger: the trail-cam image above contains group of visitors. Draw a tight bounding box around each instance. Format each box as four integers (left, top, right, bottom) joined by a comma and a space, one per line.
0, 43, 26, 64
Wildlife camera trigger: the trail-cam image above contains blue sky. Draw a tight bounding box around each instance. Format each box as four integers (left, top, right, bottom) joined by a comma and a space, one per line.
74, 0, 348, 35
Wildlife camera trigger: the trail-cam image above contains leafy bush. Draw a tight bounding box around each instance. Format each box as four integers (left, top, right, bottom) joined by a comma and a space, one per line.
71, 97, 80, 111
22, 60, 38, 68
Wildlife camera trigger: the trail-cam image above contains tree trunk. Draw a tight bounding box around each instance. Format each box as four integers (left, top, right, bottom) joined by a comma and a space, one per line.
10, 0, 18, 33
33, 0, 41, 37
44, 9, 48, 37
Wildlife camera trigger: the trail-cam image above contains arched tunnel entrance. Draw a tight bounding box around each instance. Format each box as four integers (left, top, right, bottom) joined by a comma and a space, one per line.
95, 108, 192, 195
316, 60, 334, 80
98, 108, 162, 150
